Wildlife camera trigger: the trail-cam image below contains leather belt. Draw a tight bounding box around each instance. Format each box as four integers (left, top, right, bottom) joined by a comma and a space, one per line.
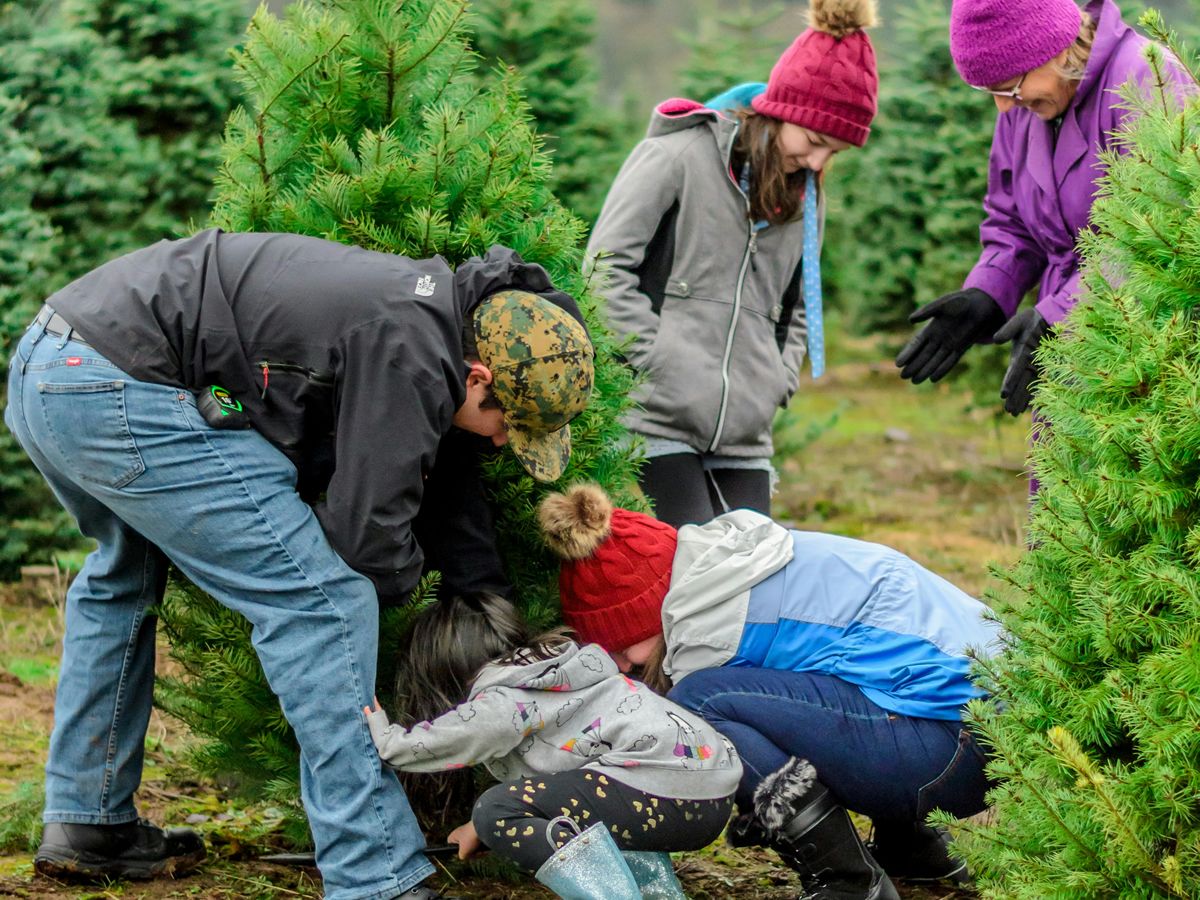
34, 305, 91, 348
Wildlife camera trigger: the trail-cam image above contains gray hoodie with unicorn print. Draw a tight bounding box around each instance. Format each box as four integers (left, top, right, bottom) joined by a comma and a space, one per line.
366, 641, 740, 800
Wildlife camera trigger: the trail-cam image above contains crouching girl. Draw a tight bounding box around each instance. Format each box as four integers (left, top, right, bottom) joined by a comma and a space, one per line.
364, 593, 741, 900
538, 484, 1004, 900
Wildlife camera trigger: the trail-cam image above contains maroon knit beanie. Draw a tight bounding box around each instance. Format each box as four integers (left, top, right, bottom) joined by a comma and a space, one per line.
538, 484, 677, 652
751, 0, 880, 147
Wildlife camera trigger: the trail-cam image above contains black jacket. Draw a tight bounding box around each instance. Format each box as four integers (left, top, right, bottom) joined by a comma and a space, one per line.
49, 229, 582, 601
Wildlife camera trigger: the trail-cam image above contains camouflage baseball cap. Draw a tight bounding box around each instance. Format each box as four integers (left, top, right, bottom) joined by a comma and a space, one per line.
473, 290, 594, 482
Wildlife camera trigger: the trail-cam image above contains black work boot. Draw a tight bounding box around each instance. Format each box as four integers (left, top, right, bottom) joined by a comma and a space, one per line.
753, 758, 899, 900
867, 821, 971, 886
34, 819, 206, 881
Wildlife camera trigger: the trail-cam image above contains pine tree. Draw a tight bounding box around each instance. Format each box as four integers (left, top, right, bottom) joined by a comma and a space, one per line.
675, 0, 791, 102
469, 0, 628, 224
936, 16, 1200, 896
61, 0, 244, 248
0, 35, 75, 578
0, 0, 242, 281
0, 3, 145, 280
0, 0, 243, 578
154, 0, 643, 838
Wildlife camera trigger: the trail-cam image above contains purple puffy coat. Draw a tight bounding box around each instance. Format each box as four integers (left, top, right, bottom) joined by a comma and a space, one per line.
963, 0, 1193, 326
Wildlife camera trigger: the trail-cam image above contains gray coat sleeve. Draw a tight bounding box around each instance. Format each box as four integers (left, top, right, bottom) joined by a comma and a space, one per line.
367, 690, 525, 772
585, 138, 684, 370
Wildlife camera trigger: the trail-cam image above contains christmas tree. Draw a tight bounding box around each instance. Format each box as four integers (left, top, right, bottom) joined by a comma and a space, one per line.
675, 0, 790, 102
155, 0, 642, 836
60, 0, 244, 249
0, 7, 75, 577
469, 0, 628, 223
937, 16, 1200, 896
0, 0, 242, 281
0, 0, 243, 577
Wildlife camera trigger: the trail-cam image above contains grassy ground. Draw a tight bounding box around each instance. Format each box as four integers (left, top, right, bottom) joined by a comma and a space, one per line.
0, 343, 1029, 899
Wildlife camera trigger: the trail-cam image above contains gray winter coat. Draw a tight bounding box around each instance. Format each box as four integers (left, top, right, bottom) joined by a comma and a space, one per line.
586, 99, 813, 457
367, 641, 741, 800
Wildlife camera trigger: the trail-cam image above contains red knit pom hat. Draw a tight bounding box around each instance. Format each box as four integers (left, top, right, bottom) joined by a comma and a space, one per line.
751, 0, 880, 148
538, 484, 677, 652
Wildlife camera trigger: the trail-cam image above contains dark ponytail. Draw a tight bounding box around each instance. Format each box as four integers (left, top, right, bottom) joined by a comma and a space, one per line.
392, 592, 528, 727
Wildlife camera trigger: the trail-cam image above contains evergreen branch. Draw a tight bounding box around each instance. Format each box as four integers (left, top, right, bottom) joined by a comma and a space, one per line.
386, 43, 396, 125
1134, 153, 1192, 197
393, 0, 467, 83
1046, 727, 1180, 896
967, 715, 1112, 877
1148, 43, 1173, 122
1139, 9, 1200, 90
253, 30, 351, 184
429, 44, 473, 108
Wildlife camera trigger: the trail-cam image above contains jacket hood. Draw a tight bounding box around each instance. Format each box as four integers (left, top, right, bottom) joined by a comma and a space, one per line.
470, 640, 617, 695
646, 98, 740, 164
661, 510, 795, 678
1073, 0, 1134, 107
452, 245, 587, 329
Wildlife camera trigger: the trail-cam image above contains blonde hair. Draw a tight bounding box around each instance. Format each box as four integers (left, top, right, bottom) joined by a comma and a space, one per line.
1053, 9, 1096, 82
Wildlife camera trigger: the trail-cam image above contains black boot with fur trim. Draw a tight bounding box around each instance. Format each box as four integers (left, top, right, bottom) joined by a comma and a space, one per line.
752, 758, 899, 900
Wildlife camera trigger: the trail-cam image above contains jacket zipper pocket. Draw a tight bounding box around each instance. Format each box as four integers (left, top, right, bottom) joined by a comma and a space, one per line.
255, 360, 335, 398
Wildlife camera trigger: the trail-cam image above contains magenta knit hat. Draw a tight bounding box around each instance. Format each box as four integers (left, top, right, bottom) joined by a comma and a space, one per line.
750, 0, 879, 148
950, 0, 1083, 87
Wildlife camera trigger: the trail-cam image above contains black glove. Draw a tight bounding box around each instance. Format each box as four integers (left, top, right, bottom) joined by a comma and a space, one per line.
993, 308, 1051, 416
895, 288, 1006, 384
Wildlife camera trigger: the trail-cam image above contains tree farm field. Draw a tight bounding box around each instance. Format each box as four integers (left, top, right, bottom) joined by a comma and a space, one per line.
0, 340, 1028, 899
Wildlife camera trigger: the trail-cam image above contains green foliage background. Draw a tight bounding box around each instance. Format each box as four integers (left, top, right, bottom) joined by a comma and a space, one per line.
0, 0, 243, 579
469, 0, 629, 223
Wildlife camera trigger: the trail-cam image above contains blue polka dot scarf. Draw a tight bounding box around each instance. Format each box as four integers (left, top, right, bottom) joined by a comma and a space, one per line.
803, 169, 824, 379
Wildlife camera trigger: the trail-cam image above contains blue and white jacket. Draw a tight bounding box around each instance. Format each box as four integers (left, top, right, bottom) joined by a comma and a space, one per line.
660, 511, 1004, 721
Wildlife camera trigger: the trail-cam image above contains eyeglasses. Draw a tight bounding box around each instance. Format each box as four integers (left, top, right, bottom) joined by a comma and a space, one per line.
969, 71, 1027, 100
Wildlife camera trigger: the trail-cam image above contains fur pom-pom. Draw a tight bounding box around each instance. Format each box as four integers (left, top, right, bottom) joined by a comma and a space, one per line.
752, 757, 819, 833
808, 0, 878, 39
538, 484, 614, 560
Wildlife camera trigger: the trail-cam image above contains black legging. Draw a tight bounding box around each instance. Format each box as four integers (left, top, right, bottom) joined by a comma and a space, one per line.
471, 770, 733, 872
639, 453, 770, 527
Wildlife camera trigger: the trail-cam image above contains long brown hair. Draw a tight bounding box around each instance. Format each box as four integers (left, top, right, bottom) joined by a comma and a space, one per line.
730, 108, 808, 225
630, 635, 673, 695
387, 592, 530, 824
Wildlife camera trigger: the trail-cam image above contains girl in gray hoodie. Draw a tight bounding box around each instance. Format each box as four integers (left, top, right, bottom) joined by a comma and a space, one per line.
364, 593, 740, 899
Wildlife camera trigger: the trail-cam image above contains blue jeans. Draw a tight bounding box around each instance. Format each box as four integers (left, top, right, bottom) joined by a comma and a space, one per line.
669, 667, 991, 825
5, 320, 433, 900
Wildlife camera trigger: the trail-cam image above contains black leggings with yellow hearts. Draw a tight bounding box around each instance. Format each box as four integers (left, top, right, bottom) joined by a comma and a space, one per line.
470, 769, 733, 872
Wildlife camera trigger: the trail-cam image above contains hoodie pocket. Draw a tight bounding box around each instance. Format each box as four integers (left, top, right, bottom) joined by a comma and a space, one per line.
715, 308, 791, 448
